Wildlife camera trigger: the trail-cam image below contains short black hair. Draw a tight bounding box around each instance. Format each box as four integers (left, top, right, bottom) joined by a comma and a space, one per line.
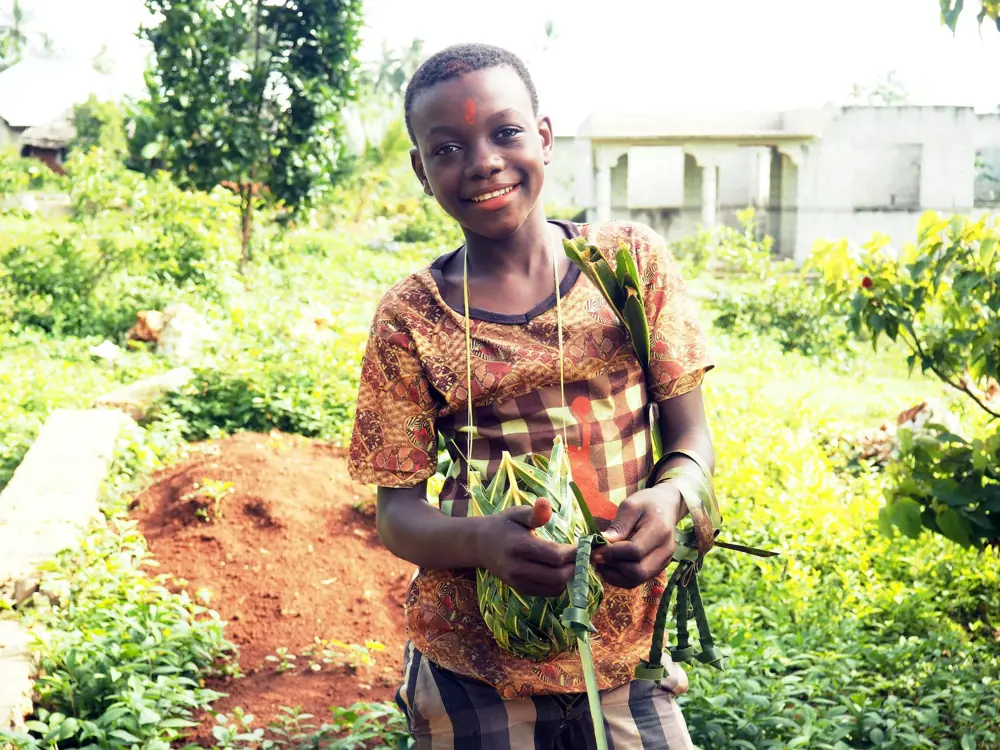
403, 42, 539, 144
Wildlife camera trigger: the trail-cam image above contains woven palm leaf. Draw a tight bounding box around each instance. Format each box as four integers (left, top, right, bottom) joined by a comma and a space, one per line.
468, 435, 605, 660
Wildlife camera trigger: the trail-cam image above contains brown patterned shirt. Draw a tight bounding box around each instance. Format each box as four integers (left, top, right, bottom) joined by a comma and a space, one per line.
348, 220, 715, 699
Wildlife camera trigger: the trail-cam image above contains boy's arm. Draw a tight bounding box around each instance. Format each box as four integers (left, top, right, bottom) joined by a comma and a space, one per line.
377, 483, 577, 598
594, 386, 714, 589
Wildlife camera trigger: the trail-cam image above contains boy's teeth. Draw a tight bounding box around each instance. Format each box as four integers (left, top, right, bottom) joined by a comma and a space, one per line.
472, 186, 514, 202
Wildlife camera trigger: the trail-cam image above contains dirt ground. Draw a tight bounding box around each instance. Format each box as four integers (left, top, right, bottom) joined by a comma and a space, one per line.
130, 431, 413, 743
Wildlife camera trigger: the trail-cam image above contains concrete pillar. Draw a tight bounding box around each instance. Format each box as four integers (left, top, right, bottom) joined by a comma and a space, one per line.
595, 160, 612, 222
701, 163, 718, 227
684, 148, 723, 229
777, 144, 808, 264
756, 149, 771, 208
594, 146, 626, 222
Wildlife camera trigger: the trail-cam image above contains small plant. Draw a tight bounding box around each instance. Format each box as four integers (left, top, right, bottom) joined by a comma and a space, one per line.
265, 646, 298, 674
300, 638, 385, 673
183, 478, 236, 521
209, 707, 265, 750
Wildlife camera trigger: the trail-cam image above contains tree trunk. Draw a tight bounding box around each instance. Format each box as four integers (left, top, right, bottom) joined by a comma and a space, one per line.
240, 182, 254, 274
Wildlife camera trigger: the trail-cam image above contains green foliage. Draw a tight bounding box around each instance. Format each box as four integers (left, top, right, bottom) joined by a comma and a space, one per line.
140, 0, 365, 265
70, 95, 128, 159
0, 421, 236, 750
811, 210, 1000, 549
0, 329, 165, 491
157, 235, 439, 443
940, 0, 1000, 32
384, 195, 464, 247
678, 336, 1000, 749
202, 702, 412, 749
0, 151, 242, 336
849, 70, 911, 106
0, 147, 68, 204
712, 276, 860, 364
672, 208, 776, 279
700, 209, 857, 363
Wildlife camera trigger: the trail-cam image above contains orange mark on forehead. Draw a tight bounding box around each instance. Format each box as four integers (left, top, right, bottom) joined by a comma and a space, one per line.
464, 98, 476, 125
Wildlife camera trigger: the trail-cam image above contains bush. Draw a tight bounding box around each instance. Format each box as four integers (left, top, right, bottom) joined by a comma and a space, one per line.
0, 152, 242, 337
712, 276, 860, 364
384, 195, 464, 248
70, 95, 128, 159
677, 336, 1000, 749
812, 212, 1000, 550
672, 208, 778, 279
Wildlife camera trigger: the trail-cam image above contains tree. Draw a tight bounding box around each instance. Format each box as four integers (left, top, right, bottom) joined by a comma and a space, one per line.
70, 95, 128, 159
140, 0, 364, 271
0, 0, 27, 72
810, 212, 1000, 549
939, 0, 1000, 32
848, 70, 911, 106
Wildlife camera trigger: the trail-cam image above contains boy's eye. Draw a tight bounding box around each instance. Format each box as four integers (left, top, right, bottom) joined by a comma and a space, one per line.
433, 144, 460, 156
496, 127, 522, 140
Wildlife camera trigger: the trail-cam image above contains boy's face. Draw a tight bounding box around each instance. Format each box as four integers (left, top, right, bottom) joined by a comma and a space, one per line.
409, 66, 553, 241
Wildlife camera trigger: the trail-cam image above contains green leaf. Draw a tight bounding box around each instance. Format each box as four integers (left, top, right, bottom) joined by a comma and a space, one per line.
622, 291, 651, 371
937, 508, 973, 547
961, 734, 977, 750
109, 729, 141, 743
981, 236, 997, 269
141, 141, 163, 160
888, 498, 924, 539
877, 506, 895, 538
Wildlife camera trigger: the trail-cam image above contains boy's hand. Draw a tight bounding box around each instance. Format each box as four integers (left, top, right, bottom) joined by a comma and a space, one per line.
477, 498, 578, 599
594, 483, 683, 589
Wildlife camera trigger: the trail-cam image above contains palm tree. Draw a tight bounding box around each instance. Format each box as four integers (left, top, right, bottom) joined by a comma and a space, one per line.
0, 0, 28, 72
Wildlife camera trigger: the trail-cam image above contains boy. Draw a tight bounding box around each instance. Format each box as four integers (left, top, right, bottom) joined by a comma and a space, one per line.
348, 42, 715, 749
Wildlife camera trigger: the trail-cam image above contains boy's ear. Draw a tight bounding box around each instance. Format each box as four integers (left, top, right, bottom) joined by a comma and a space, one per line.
538, 115, 554, 166
410, 147, 433, 196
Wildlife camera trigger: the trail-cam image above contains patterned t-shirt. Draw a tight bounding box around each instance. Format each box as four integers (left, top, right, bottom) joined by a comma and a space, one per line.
348, 219, 715, 699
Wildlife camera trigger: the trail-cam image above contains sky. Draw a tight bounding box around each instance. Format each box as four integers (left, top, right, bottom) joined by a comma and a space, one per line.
6, 0, 999, 133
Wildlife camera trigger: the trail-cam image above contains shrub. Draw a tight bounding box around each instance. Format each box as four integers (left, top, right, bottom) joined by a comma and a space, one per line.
812, 211, 1000, 549
0, 153, 242, 337
712, 276, 860, 364
677, 337, 1000, 749
672, 208, 778, 279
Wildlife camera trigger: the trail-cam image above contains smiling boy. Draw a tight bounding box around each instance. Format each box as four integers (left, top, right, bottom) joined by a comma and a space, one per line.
348, 43, 715, 749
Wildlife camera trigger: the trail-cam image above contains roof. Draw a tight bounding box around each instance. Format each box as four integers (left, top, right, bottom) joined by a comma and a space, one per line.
0, 56, 133, 129
20, 116, 75, 149
577, 108, 831, 145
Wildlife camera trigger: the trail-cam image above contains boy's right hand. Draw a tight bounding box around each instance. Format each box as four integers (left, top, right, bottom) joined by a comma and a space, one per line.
477, 498, 577, 598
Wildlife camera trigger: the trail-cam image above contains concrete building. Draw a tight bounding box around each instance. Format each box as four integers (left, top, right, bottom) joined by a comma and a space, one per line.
543, 106, 1000, 262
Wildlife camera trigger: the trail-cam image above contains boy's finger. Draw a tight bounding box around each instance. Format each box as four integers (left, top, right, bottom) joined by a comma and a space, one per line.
601, 502, 643, 544
520, 538, 577, 567
595, 539, 643, 565
529, 498, 553, 528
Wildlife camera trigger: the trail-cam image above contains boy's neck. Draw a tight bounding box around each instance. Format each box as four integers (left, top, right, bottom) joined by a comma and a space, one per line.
462, 207, 559, 279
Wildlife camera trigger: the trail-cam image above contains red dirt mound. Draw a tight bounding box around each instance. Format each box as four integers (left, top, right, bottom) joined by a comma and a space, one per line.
131, 431, 414, 741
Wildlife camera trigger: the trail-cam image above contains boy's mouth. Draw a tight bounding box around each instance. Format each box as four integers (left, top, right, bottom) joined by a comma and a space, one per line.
467, 183, 520, 209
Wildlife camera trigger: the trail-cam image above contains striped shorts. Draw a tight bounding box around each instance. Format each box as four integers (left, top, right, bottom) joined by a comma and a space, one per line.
395, 642, 696, 750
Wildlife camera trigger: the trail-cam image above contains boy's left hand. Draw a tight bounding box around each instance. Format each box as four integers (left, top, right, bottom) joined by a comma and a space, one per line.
593, 483, 683, 589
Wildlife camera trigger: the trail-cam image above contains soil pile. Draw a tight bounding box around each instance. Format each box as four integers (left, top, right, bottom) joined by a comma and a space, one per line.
131, 432, 413, 739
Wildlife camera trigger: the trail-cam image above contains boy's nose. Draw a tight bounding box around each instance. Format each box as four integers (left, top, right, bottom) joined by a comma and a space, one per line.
465, 144, 504, 180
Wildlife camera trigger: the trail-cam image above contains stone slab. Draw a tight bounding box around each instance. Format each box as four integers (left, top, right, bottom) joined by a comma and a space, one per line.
0, 620, 33, 731
0, 408, 130, 732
